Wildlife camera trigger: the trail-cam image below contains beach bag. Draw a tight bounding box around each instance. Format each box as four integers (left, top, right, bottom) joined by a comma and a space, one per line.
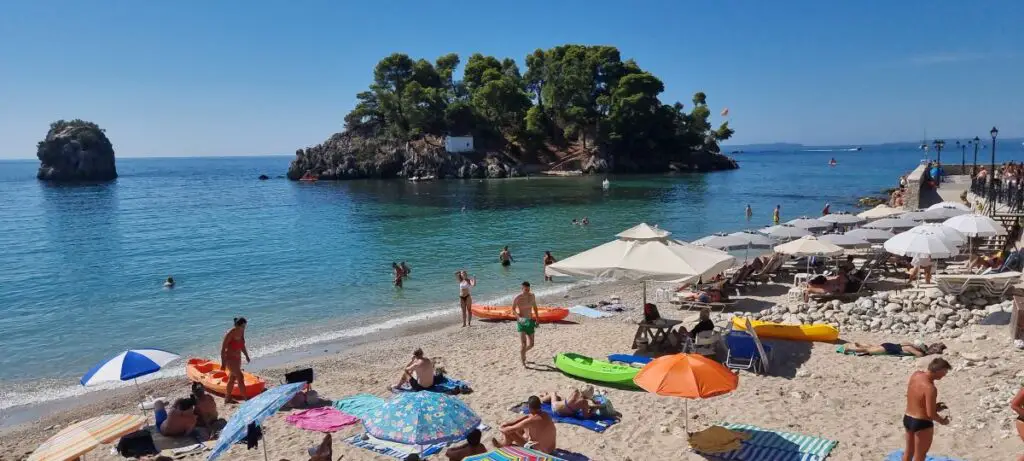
286, 367, 314, 385
643, 303, 661, 323
116, 430, 157, 457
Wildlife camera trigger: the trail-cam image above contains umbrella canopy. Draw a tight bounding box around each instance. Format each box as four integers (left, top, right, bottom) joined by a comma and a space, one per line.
909, 223, 966, 247
545, 223, 735, 283
923, 206, 969, 220
899, 210, 936, 222
883, 229, 957, 259
465, 446, 565, 461
81, 349, 180, 386
29, 414, 146, 461
363, 392, 481, 445
773, 235, 844, 257
786, 217, 831, 231
818, 233, 871, 249
845, 228, 895, 243
863, 217, 918, 231
819, 213, 865, 225
943, 213, 1007, 238
927, 201, 971, 212
692, 233, 749, 250
726, 231, 776, 248
208, 382, 305, 461
633, 354, 738, 433
857, 204, 903, 220
758, 224, 812, 241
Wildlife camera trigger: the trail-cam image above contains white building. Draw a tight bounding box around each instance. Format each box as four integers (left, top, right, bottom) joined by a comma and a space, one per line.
445, 136, 474, 153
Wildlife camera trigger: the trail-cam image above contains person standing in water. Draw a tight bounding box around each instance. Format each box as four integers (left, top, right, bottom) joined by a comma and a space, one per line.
822, 203, 831, 216
773, 205, 781, 224
513, 281, 540, 367
220, 317, 251, 404
542, 252, 556, 282
499, 246, 514, 267
400, 262, 411, 278
456, 270, 476, 327
392, 262, 403, 288
901, 358, 951, 461
745, 204, 752, 221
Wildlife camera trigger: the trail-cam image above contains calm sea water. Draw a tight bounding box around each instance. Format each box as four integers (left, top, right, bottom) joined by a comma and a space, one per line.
0, 147, 1010, 409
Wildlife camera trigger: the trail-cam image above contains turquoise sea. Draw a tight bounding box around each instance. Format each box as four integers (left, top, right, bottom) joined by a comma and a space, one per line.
1, 146, 1017, 411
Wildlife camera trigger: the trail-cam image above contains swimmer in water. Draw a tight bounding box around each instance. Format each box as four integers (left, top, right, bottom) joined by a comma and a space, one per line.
581, 217, 589, 226
571, 218, 578, 225
164, 276, 175, 288
500, 246, 514, 267
392, 262, 404, 288
400, 262, 411, 278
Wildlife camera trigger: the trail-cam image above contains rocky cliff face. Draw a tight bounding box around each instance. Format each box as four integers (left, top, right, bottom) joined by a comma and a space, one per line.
287, 133, 521, 180
36, 120, 117, 182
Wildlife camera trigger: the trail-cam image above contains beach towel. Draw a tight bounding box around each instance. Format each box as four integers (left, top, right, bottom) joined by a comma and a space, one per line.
392, 374, 472, 394
835, 344, 913, 357
606, 354, 653, 366
698, 423, 838, 461
343, 434, 446, 459
285, 407, 358, 432
883, 450, 965, 461
518, 402, 619, 433
569, 305, 613, 318
332, 393, 385, 420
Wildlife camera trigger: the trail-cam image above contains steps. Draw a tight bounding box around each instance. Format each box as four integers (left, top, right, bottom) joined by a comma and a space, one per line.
977, 213, 1023, 253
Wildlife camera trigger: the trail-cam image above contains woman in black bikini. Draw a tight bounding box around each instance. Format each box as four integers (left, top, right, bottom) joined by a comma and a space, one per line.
457, 271, 476, 327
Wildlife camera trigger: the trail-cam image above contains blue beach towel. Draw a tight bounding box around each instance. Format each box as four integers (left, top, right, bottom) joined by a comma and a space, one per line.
607, 354, 653, 365
884, 450, 966, 461
519, 402, 619, 433
332, 393, 385, 420
392, 374, 472, 394
569, 305, 613, 318
343, 434, 446, 459
700, 423, 838, 461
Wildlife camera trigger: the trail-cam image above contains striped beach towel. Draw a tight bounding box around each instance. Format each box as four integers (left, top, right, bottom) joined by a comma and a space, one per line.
884, 450, 966, 461
699, 423, 838, 461
343, 434, 446, 459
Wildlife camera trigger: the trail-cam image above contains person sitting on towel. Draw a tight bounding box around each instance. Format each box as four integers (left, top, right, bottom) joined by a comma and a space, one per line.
191, 383, 220, 435
444, 428, 487, 460
842, 341, 946, 357
493, 396, 556, 454
160, 397, 197, 437
689, 308, 715, 339
392, 348, 434, 391
537, 386, 599, 418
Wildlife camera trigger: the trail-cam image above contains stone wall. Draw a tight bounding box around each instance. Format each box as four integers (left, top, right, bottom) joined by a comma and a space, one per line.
902, 163, 928, 210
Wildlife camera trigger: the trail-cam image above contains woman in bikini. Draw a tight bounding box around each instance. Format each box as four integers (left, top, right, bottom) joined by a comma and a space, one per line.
542, 252, 556, 282
220, 317, 251, 404
538, 387, 599, 417
457, 271, 476, 327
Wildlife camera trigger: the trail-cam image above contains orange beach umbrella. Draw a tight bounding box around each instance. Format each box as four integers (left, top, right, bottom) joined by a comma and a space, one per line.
633, 353, 738, 432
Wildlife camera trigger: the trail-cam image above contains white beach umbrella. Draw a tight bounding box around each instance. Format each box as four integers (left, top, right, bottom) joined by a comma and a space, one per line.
773, 235, 845, 257
692, 233, 749, 250
845, 228, 896, 243
863, 216, 918, 231
758, 224, 812, 241
900, 210, 936, 222
943, 213, 1006, 238
786, 217, 831, 231
857, 204, 903, 220
909, 223, 966, 248
924, 206, 969, 220
927, 201, 971, 212
727, 231, 776, 248
884, 229, 957, 259
819, 213, 865, 226
545, 223, 736, 303
818, 233, 871, 249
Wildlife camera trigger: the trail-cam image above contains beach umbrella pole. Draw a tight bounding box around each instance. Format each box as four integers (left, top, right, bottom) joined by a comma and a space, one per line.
133, 378, 149, 420
684, 400, 690, 434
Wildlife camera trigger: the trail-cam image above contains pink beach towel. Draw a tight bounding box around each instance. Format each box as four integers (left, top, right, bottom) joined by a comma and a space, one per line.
285, 407, 358, 433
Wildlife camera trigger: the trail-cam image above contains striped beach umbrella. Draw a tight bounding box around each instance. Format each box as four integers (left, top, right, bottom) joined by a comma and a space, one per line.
465, 446, 565, 460
28, 414, 146, 461
81, 349, 180, 386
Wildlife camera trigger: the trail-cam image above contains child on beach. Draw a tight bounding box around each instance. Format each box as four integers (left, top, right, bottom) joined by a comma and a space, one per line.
512, 282, 540, 367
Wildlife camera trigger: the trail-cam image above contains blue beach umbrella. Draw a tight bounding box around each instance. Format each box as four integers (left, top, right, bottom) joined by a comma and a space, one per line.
363, 392, 482, 445
80, 349, 181, 386
208, 382, 305, 461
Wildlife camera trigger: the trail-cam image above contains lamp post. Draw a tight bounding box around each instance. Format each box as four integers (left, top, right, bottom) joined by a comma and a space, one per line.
958, 140, 965, 173
972, 136, 980, 176
933, 139, 945, 184
989, 127, 998, 215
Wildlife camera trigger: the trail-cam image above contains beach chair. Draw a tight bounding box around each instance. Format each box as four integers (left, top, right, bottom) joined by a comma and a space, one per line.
725, 331, 772, 374
693, 330, 720, 358
749, 254, 785, 285
725, 264, 757, 294
806, 269, 873, 302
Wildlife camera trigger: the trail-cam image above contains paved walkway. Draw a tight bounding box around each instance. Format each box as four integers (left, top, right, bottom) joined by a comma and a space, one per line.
923, 174, 971, 207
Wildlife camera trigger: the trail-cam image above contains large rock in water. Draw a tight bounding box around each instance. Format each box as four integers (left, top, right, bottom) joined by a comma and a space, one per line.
36, 119, 117, 182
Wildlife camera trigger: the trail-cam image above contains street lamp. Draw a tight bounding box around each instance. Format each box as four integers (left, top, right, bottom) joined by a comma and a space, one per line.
933, 139, 945, 183
957, 140, 965, 172
989, 126, 998, 215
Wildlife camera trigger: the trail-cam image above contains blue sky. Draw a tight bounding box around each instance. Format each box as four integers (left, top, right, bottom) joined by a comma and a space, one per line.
1, 1, 1021, 158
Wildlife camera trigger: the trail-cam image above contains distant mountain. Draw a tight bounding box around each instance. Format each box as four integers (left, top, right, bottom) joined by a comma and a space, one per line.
725, 137, 1024, 154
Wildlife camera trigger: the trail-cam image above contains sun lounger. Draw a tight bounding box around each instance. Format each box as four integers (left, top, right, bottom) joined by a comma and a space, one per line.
805, 269, 872, 302
749, 254, 785, 284
697, 423, 838, 461
934, 271, 1021, 296
724, 331, 772, 374
679, 299, 737, 313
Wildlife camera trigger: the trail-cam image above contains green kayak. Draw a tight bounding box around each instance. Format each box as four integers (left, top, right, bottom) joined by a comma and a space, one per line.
554, 352, 640, 388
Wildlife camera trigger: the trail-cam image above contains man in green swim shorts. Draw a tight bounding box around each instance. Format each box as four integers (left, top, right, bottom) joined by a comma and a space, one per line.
513, 281, 540, 367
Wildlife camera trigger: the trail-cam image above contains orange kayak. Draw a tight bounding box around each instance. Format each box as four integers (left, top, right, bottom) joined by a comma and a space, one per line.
186, 358, 266, 400
471, 305, 569, 323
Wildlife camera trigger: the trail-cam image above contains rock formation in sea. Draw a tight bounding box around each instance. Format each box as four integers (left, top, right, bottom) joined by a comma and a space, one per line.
36, 119, 117, 182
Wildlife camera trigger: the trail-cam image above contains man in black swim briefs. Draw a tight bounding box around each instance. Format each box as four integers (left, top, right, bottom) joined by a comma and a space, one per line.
500, 246, 514, 267
901, 358, 951, 461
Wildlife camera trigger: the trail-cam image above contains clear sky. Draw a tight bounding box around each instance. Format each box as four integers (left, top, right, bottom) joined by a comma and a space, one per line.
1, 1, 1021, 158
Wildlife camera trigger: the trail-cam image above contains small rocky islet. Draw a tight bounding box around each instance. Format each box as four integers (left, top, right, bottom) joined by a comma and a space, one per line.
35, 119, 117, 182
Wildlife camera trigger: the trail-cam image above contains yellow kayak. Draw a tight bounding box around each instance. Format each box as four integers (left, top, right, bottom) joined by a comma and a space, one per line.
732, 317, 839, 342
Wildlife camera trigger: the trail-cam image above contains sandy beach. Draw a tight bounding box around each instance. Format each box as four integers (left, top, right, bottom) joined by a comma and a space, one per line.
2, 279, 1022, 461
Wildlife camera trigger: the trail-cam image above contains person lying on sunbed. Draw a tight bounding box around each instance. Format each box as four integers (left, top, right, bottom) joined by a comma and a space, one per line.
676, 282, 728, 303
803, 272, 849, 297
970, 251, 1004, 271
537, 386, 599, 418
493, 396, 556, 454
840, 341, 946, 357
